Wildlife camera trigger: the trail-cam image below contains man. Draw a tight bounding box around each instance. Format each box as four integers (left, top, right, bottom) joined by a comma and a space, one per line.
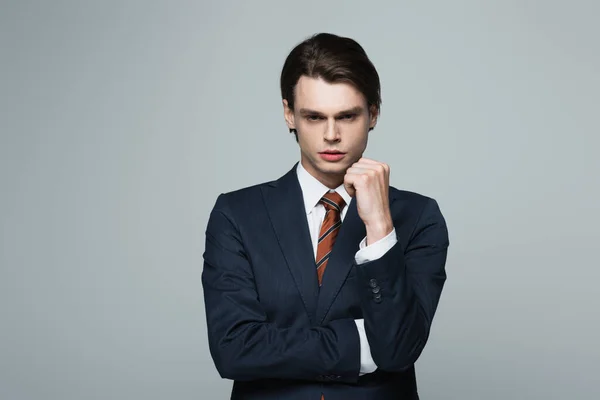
202, 33, 449, 399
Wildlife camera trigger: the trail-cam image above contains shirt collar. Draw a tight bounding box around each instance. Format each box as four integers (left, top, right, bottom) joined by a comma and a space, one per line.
296, 162, 352, 215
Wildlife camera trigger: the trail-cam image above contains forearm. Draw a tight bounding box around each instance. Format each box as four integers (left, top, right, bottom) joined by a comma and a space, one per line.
206, 312, 361, 382
355, 198, 448, 371
355, 247, 426, 371
203, 255, 361, 382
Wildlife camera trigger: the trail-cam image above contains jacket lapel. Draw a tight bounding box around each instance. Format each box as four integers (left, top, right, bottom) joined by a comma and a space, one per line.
261, 164, 319, 325
315, 198, 366, 324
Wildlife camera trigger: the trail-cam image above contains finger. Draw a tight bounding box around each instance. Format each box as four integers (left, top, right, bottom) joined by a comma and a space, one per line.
353, 159, 385, 169
345, 166, 373, 175
356, 157, 388, 168
343, 176, 357, 197
348, 165, 384, 179
344, 183, 356, 197
353, 160, 389, 175
345, 170, 373, 190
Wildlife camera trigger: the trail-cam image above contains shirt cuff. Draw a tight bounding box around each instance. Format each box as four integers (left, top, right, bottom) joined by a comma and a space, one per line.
354, 319, 377, 375
354, 228, 397, 265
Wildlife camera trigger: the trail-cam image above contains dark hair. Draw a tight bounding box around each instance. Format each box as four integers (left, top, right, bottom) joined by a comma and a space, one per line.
280, 33, 381, 140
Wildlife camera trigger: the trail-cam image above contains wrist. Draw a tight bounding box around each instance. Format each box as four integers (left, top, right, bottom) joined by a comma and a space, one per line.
364, 217, 393, 245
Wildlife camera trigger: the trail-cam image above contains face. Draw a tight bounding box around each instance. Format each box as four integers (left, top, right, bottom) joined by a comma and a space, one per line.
283, 76, 378, 188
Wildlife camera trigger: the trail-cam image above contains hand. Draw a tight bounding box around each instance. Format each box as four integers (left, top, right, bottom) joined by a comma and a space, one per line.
344, 158, 393, 245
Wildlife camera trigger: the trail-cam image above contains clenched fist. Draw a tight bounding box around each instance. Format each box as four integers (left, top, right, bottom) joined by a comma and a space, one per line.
344, 157, 394, 245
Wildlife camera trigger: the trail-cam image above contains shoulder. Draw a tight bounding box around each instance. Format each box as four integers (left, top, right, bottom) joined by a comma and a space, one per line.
210, 163, 297, 214
389, 186, 447, 226
389, 186, 436, 209
205, 179, 276, 236
211, 179, 273, 213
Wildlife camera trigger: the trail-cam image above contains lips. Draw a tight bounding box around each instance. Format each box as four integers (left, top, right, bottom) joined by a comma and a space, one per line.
319, 151, 346, 162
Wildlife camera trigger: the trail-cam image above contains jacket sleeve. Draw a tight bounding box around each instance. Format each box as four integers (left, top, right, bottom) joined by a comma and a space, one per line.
201, 194, 361, 383
355, 197, 449, 371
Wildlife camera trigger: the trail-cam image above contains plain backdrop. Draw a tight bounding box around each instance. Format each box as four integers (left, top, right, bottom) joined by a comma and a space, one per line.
1, 1, 598, 399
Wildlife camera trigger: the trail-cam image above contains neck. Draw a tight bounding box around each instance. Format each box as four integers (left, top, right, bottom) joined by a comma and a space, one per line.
317, 174, 344, 189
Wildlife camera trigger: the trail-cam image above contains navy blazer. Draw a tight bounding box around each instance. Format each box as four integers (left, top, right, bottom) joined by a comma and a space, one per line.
202, 163, 449, 399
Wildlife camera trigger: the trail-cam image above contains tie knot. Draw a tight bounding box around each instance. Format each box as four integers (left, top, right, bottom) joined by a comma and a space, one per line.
320, 191, 346, 213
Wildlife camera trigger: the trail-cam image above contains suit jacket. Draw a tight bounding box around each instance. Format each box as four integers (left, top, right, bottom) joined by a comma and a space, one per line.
202, 163, 449, 399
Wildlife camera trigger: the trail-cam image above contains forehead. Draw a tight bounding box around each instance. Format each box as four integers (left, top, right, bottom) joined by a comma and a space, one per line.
294, 75, 366, 113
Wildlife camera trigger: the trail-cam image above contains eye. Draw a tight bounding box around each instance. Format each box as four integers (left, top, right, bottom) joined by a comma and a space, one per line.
306, 115, 323, 121
339, 113, 357, 121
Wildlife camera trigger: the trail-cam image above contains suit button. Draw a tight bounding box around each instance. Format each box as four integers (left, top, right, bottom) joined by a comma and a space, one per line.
369, 279, 378, 288
373, 293, 382, 302
371, 286, 380, 294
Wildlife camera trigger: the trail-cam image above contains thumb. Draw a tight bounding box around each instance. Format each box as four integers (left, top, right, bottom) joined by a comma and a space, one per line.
344, 177, 356, 198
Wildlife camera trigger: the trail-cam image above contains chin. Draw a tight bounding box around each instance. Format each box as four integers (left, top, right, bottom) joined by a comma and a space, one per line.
304, 156, 349, 177
317, 163, 347, 175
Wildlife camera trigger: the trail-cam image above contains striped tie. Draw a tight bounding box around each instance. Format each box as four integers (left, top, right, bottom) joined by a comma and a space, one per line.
316, 191, 346, 286
318, 192, 345, 399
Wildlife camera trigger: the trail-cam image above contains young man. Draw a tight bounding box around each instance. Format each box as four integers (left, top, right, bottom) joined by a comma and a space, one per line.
202, 33, 449, 400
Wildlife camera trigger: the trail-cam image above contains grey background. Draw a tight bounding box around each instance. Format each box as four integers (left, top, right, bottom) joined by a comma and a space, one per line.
1, 1, 598, 399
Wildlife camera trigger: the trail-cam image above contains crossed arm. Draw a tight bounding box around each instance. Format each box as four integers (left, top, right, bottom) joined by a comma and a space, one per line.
201, 194, 448, 382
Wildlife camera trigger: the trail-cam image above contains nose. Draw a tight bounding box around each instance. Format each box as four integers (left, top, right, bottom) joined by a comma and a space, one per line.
323, 118, 340, 142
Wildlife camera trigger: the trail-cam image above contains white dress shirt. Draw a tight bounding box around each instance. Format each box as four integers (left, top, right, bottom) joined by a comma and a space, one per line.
296, 162, 398, 375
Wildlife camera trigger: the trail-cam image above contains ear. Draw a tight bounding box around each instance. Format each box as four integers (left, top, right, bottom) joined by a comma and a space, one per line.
282, 99, 296, 131
368, 105, 379, 131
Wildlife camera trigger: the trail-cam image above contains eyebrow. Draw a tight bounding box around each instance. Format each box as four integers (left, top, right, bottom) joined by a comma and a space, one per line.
298, 106, 365, 117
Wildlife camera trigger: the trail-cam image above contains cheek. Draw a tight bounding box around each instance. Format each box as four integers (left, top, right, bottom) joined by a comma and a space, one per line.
297, 124, 321, 141
346, 127, 369, 148
297, 130, 317, 153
